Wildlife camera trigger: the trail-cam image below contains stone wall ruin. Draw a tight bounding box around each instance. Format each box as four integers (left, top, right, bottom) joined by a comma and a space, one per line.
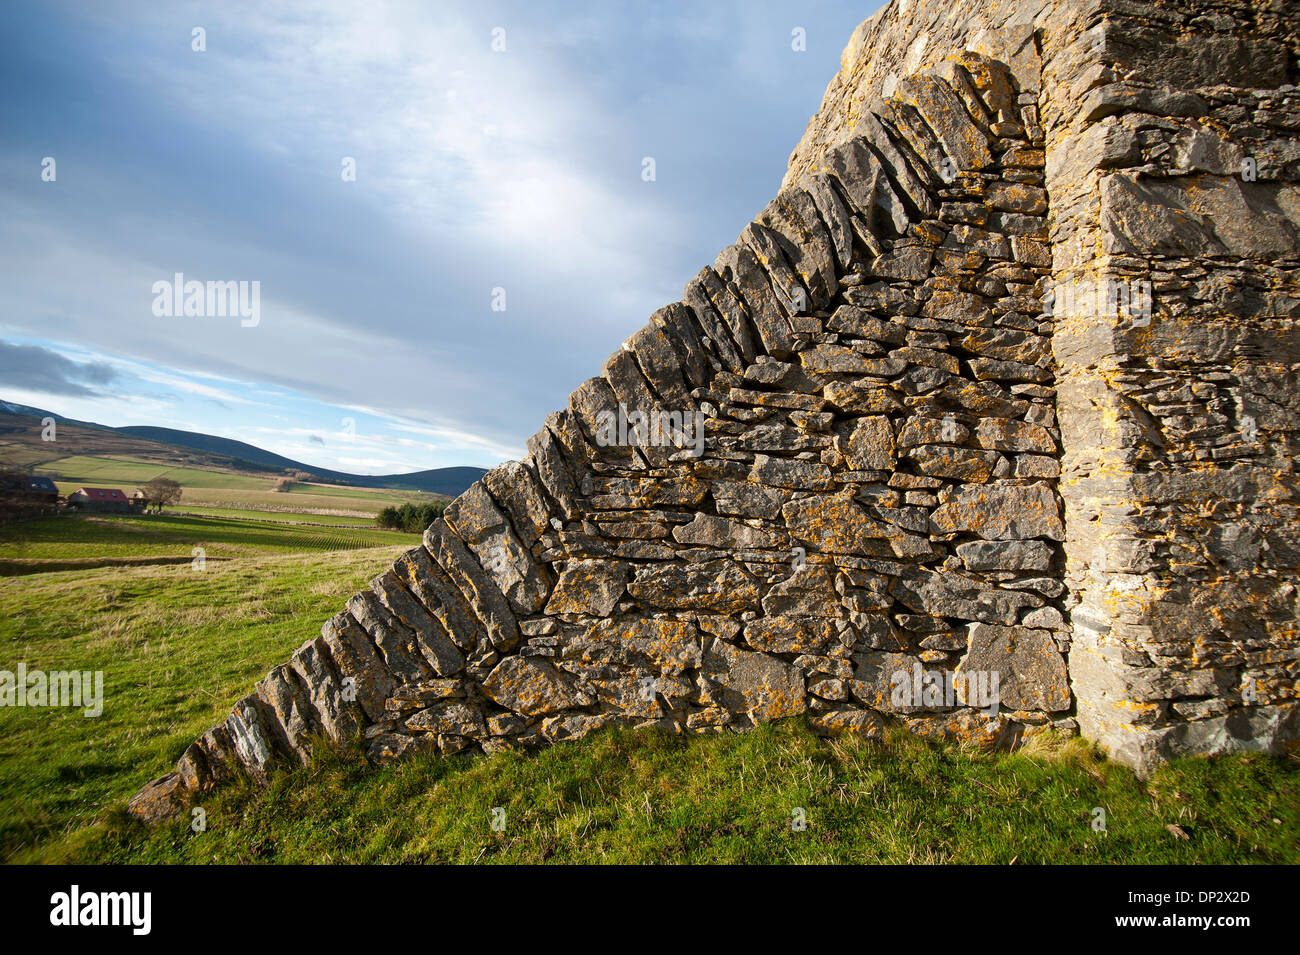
129, 0, 1300, 820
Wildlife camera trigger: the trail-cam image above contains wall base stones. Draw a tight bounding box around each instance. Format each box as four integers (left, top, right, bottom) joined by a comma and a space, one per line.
128, 0, 1300, 820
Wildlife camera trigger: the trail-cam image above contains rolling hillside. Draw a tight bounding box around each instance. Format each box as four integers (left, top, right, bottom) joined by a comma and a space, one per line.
0, 400, 487, 496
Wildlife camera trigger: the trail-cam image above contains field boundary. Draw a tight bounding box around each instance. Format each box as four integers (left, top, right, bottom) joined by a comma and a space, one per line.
0, 555, 234, 576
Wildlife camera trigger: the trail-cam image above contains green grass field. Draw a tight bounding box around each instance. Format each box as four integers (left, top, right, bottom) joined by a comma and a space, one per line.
0, 513, 416, 563
82, 725, 1297, 865
37, 455, 271, 490
0, 547, 410, 861
32, 454, 441, 517
173, 506, 380, 527
156, 487, 401, 516
0, 541, 1296, 864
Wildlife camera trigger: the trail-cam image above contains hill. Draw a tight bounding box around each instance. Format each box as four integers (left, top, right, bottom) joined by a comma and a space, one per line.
0, 400, 487, 496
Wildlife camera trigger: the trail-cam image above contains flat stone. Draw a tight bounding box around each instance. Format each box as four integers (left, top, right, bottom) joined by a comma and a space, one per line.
481, 657, 578, 717
126, 772, 187, 822
761, 565, 840, 617
931, 483, 1065, 540
891, 567, 1043, 625
405, 702, 487, 737
744, 616, 838, 654
906, 445, 1000, 482
545, 559, 628, 617
849, 651, 924, 714
672, 513, 784, 549
836, 416, 896, 469
974, 418, 1057, 454
955, 540, 1054, 572
959, 625, 1071, 712
704, 641, 806, 723
627, 559, 762, 613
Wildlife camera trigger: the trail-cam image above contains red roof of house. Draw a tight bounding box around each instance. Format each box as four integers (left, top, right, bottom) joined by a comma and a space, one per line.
74, 487, 129, 502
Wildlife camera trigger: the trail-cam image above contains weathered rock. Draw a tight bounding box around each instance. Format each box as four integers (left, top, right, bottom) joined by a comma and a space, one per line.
126, 772, 188, 823
370, 571, 465, 676
931, 484, 1065, 540
744, 616, 838, 654
545, 559, 628, 617
405, 702, 487, 737
849, 652, 924, 714
672, 513, 783, 550
783, 494, 932, 559
959, 625, 1071, 713
445, 483, 553, 615
321, 612, 395, 723
704, 641, 806, 723
892, 567, 1043, 625
425, 520, 522, 652
955, 540, 1054, 572
627, 559, 762, 613
710, 480, 788, 519
836, 416, 895, 470
481, 657, 578, 717
906, 445, 1000, 482
761, 565, 840, 617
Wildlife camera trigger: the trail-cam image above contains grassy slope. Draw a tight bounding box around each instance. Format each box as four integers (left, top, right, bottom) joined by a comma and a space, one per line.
1, 544, 1296, 864
153, 487, 410, 516
36, 455, 270, 490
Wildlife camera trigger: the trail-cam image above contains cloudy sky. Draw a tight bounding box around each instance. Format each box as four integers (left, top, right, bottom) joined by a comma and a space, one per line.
0, 0, 879, 474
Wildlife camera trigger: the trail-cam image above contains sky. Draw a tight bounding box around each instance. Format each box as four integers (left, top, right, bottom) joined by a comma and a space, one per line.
0, 0, 882, 474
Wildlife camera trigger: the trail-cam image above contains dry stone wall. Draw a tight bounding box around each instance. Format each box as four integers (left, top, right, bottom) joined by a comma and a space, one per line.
129, 0, 1300, 819
1037, 0, 1300, 772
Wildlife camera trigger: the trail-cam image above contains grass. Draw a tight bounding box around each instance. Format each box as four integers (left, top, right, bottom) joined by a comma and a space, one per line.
0, 546, 408, 861
150, 487, 400, 516
32, 453, 441, 516
43, 482, 430, 517
23, 724, 1300, 865
1, 541, 1296, 864
0, 513, 416, 562
38, 455, 272, 490
173, 506, 381, 526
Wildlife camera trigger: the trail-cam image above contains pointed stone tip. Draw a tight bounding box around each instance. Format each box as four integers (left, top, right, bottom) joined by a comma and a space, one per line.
126, 770, 188, 824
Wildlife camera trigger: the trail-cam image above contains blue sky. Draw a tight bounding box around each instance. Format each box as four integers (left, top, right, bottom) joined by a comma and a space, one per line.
0, 0, 880, 474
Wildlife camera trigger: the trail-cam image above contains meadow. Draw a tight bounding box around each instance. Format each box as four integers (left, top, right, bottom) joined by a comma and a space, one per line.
0, 546, 410, 861
0, 513, 414, 562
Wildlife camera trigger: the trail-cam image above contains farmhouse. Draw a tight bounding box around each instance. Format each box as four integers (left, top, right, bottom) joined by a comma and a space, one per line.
24, 475, 58, 504
68, 487, 131, 513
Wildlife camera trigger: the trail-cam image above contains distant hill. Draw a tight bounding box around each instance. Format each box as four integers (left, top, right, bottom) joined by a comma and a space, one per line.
0, 400, 488, 497
117, 426, 319, 472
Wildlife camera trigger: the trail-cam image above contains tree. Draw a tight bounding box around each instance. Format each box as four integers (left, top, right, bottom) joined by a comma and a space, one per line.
140, 477, 182, 511
375, 500, 446, 533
